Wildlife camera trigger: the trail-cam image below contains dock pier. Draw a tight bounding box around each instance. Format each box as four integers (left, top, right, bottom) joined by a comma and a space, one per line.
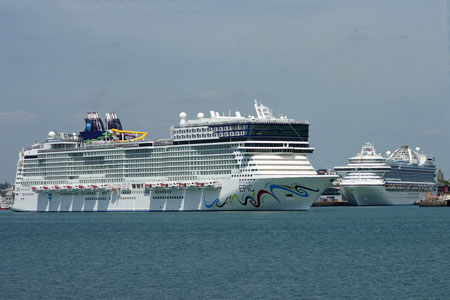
419, 199, 450, 207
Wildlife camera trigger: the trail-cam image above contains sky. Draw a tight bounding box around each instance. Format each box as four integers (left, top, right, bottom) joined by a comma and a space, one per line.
0, 0, 449, 182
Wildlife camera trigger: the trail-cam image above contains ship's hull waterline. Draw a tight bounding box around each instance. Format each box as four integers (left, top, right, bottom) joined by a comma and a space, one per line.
13, 176, 335, 212
340, 185, 427, 206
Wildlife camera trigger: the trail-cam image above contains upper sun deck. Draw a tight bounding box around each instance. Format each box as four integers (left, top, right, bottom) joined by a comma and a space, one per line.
334, 143, 436, 174
25, 101, 312, 154
334, 142, 390, 173
171, 100, 310, 143
387, 146, 435, 167
174, 100, 308, 128
347, 143, 386, 163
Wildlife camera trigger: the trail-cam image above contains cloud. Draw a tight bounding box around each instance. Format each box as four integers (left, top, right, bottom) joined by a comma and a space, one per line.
389, 35, 409, 41
347, 26, 368, 42
0, 111, 36, 121
418, 128, 442, 137
197, 90, 227, 101
348, 34, 368, 42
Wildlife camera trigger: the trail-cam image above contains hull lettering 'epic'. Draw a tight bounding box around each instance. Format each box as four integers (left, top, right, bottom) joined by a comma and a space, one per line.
13, 101, 336, 212
335, 143, 437, 206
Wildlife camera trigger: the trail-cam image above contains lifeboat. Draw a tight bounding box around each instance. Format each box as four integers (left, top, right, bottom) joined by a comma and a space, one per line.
194, 182, 204, 187
92, 185, 98, 189
160, 183, 169, 188
66, 185, 73, 189
121, 184, 131, 190
177, 183, 186, 188
108, 185, 118, 191
95, 184, 104, 190
54, 186, 61, 190
78, 185, 85, 189
144, 183, 153, 189
108, 184, 120, 191
43, 186, 49, 190
31, 187, 37, 191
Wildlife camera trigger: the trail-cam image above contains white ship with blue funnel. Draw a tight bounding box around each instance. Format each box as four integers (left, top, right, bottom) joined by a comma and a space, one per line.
12, 101, 336, 212
335, 143, 436, 206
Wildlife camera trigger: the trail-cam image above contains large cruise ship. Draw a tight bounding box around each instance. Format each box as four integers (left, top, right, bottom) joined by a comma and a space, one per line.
12, 101, 337, 212
335, 143, 437, 206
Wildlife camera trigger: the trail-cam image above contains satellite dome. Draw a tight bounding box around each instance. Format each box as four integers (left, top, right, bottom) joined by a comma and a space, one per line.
197, 112, 205, 119
415, 147, 421, 152
386, 151, 391, 157
179, 112, 187, 126
48, 131, 56, 139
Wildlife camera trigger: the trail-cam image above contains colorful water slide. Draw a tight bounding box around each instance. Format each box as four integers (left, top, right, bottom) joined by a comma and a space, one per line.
111, 128, 148, 142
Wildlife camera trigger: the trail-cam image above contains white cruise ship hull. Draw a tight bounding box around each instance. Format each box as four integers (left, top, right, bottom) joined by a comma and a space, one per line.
12, 176, 335, 212
340, 185, 426, 206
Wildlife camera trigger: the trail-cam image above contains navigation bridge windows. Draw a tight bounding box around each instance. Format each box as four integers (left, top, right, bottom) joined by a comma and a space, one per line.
214, 123, 309, 142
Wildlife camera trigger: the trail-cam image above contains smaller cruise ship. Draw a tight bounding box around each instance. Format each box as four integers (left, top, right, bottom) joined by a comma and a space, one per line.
335, 143, 437, 206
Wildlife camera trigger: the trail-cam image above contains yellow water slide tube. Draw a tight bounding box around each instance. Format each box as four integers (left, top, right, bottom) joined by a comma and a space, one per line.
111, 128, 148, 142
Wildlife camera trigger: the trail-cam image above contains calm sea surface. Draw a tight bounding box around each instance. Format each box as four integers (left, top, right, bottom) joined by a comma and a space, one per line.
1, 206, 449, 299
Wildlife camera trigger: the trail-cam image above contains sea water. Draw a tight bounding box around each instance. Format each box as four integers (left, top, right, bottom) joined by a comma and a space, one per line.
1, 206, 449, 299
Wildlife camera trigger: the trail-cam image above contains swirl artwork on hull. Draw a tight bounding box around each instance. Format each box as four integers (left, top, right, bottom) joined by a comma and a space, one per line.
204, 184, 320, 209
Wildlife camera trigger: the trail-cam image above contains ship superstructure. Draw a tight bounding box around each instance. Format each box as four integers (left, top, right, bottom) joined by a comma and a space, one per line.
335, 143, 436, 205
13, 101, 336, 212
